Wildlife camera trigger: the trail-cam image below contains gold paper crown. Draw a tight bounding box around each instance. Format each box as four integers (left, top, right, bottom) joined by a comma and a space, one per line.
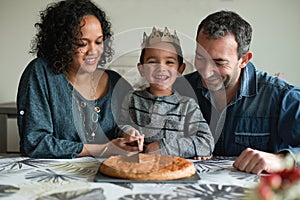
141, 27, 180, 48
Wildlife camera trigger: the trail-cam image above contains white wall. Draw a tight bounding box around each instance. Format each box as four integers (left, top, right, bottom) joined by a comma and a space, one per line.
1, 0, 299, 103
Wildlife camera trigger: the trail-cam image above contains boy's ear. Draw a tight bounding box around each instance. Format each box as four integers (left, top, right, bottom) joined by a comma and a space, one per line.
137, 63, 144, 76
177, 63, 186, 76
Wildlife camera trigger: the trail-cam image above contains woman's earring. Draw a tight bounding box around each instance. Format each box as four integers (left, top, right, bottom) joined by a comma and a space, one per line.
79, 48, 86, 54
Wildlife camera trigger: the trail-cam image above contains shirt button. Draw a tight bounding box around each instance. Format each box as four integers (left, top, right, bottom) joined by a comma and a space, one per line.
20, 110, 25, 115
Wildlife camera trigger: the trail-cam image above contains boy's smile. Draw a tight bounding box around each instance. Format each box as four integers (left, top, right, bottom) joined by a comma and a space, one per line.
138, 42, 185, 96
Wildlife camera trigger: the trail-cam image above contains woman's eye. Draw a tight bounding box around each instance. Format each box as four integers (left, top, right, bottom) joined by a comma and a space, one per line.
77, 43, 87, 47
96, 41, 103, 45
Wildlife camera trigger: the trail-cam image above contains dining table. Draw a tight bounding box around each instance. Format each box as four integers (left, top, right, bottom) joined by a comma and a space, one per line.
0, 154, 260, 200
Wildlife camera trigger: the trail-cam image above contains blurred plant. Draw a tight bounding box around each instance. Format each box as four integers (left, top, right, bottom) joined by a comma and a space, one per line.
255, 167, 300, 200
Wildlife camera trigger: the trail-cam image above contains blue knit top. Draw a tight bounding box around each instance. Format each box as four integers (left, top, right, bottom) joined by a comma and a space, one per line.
17, 58, 131, 158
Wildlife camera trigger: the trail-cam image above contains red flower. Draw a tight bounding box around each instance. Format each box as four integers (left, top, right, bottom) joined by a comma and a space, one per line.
257, 167, 300, 200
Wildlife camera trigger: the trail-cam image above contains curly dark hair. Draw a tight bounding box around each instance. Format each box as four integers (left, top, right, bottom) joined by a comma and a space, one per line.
30, 0, 113, 74
139, 29, 184, 67
196, 10, 252, 59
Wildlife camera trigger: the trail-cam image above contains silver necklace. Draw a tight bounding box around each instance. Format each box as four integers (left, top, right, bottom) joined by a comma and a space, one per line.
71, 73, 101, 142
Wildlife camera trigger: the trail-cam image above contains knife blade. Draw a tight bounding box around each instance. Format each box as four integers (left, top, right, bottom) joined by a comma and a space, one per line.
124, 138, 143, 163
125, 153, 140, 163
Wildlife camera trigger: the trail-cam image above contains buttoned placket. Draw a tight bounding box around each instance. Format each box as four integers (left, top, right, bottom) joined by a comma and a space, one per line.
151, 98, 161, 121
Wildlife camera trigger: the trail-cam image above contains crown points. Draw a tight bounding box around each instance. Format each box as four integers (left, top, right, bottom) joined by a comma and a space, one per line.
141, 27, 180, 48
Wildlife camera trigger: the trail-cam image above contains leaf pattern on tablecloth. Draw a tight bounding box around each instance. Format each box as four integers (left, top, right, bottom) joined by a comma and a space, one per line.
50, 161, 99, 176
24, 162, 100, 183
36, 188, 105, 200
0, 158, 57, 170
175, 183, 247, 199
25, 169, 79, 183
112, 182, 134, 190
228, 169, 260, 182
52, 160, 100, 172
0, 167, 32, 178
119, 193, 178, 200
194, 157, 235, 173
0, 185, 20, 198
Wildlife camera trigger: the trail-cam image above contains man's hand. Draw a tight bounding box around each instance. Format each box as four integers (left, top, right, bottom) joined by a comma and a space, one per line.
233, 148, 289, 174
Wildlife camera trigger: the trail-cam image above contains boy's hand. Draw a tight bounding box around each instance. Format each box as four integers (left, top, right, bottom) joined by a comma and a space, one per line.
123, 129, 144, 152
144, 141, 160, 154
193, 155, 213, 160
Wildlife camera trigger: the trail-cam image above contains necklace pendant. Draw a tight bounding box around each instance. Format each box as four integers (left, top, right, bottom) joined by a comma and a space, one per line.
80, 101, 87, 108
94, 106, 100, 113
91, 132, 96, 137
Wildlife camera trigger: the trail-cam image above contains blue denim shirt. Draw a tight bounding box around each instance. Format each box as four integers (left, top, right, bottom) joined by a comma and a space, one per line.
176, 62, 300, 164
17, 58, 131, 158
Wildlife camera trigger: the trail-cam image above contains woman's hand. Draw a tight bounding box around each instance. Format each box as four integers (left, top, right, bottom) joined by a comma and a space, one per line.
107, 138, 138, 156
79, 136, 144, 158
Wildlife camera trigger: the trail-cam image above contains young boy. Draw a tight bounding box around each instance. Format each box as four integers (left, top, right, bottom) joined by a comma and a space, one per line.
117, 27, 214, 158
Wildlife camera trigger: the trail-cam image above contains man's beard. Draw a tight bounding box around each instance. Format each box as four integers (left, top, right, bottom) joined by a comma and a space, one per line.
203, 76, 226, 92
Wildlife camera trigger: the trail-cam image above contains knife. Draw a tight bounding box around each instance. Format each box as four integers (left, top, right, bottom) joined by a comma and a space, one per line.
125, 139, 143, 163
125, 152, 141, 163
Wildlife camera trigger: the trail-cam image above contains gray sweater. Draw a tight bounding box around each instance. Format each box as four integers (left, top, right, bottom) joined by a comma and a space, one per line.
117, 89, 214, 158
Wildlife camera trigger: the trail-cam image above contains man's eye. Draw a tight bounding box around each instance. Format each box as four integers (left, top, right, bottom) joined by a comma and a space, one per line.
215, 62, 226, 67
196, 55, 205, 61
96, 41, 103, 45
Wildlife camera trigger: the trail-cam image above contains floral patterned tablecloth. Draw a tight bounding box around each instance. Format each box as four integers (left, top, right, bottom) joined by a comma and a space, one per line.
0, 155, 259, 200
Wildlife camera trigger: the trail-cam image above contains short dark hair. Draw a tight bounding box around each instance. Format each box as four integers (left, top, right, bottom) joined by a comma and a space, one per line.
197, 10, 252, 59
139, 29, 184, 67
30, 0, 113, 74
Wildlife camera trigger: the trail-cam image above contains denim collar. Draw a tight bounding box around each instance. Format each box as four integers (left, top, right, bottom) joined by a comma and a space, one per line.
239, 62, 258, 97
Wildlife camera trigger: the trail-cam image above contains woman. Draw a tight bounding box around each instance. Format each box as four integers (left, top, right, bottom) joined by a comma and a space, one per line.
17, 0, 142, 158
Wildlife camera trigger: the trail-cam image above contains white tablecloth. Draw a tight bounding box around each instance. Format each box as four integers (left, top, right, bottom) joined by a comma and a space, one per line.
0, 155, 259, 200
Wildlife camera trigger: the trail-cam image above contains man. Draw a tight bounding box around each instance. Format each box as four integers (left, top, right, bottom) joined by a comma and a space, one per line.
178, 10, 300, 174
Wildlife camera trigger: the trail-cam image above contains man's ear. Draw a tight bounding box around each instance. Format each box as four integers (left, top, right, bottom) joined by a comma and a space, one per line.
177, 63, 186, 76
137, 63, 144, 76
240, 51, 253, 69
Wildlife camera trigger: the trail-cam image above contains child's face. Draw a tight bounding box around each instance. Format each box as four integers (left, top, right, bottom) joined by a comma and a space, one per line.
138, 42, 185, 96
